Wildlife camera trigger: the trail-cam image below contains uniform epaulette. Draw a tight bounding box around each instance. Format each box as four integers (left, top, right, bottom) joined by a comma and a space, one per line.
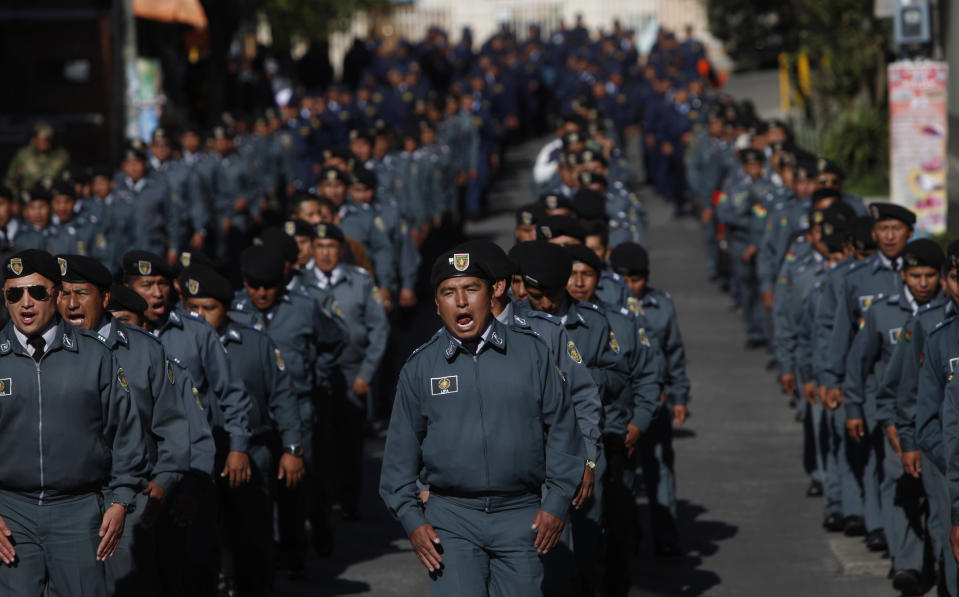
576, 301, 603, 313
930, 316, 957, 336
178, 309, 203, 321
887, 294, 900, 304
122, 324, 162, 344
527, 311, 562, 326
511, 325, 542, 340
348, 264, 373, 279
846, 258, 873, 275
618, 306, 632, 318
406, 329, 442, 363
77, 327, 111, 347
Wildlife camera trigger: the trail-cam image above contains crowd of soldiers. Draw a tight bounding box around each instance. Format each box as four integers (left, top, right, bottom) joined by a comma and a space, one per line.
8, 12, 950, 597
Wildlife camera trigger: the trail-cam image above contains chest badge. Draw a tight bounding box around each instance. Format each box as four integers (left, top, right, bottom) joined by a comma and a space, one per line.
431, 375, 458, 395
567, 341, 583, 364
888, 328, 902, 344
858, 295, 875, 311
0, 378, 11, 396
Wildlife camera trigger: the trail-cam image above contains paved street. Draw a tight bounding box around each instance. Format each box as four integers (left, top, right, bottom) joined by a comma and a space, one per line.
276, 121, 905, 595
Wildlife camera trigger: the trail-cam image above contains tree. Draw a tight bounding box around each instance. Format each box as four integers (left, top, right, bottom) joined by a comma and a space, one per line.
706, 0, 798, 70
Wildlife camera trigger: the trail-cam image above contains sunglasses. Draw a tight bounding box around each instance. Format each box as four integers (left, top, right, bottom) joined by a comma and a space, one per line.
5, 285, 52, 303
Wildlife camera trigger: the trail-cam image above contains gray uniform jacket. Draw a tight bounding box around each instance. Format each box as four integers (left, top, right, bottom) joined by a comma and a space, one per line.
379, 319, 585, 536
0, 318, 148, 506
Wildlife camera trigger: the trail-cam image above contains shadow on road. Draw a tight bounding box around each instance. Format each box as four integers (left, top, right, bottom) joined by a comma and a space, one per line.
631, 500, 738, 596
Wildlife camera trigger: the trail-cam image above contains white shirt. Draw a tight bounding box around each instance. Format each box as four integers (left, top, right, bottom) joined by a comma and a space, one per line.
14, 321, 58, 357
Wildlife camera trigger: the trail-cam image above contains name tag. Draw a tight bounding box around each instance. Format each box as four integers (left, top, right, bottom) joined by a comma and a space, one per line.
431, 375, 458, 396
0, 378, 11, 396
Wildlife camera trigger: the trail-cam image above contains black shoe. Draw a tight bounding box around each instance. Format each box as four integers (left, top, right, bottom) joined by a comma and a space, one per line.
866, 529, 888, 552
843, 516, 866, 536
891, 569, 923, 595
806, 481, 823, 497
655, 543, 682, 558
823, 513, 844, 532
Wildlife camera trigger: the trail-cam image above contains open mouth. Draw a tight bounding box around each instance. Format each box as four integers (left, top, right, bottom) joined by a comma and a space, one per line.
455, 312, 474, 331
19, 309, 38, 327
66, 312, 87, 327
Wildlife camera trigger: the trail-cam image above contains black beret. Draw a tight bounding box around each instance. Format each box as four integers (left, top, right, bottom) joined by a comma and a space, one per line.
512, 241, 572, 290
0, 185, 13, 201
868, 202, 916, 227
122, 250, 174, 278
810, 188, 841, 205
314, 222, 345, 243
210, 125, 236, 140
255, 227, 299, 263
151, 127, 171, 142
24, 180, 53, 203
901, 239, 944, 271
4, 249, 61, 283
811, 200, 855, 232
947, 240, 959, 271
817, 157, 844, 178
240, 244, 286, 288
609, 242, 650, 276
91, 165, 113, 180
348, 128, 375, 144
820, 209, 851, 253
430, 249, 493, 289
51, 179, 76, 198
179, 265, 234, 305
107, 284, 147, 315
515, 203, 546, 226
853, 216, 878, 251
579, 149, 607, 167
538, 193, 574, 212
283, 219, 316, 239
536, 215, 586, 242
571, 188, 607, 221
318, 167, 350, 185
123, 140, 147, 161
739, 148, 764, 164
577, 171, 607, 188
177, 250, 215, 270
321, 147, 356, 164
454, 240, 517, 280
57, 254, 111, 289
795, 157, 818, 180
565, 244, 604, 272
352, 168, 378, 190
561, 131, 584, 147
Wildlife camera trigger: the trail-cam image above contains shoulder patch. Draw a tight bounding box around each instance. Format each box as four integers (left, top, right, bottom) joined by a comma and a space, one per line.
638, 327, 651, 347
609, 331, 620, 353
117, 368, 130, 392
566, 340, 583, 364
274, 348, 286, 371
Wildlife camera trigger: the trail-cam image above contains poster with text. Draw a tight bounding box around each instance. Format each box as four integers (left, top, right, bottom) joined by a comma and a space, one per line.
888, 61, 948, 235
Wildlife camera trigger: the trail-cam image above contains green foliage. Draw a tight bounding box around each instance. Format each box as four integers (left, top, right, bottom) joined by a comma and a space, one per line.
259, 0, 388, 50
822, 106, 889, 193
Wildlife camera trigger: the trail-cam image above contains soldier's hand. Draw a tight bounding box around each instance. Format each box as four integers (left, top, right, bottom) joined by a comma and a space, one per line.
378, 287, 393, 312
825, 388, 843, 410
418, 489, 430, 503
0, 514, 16, 564
399, 288, 418, 309
673, 404, 688, 426
352, 378, 371, 397
741, 244, 758, 264
140, 481, 167, 528
97, 504, 127, 561
221, 451, 252, 488
802, 382, 817, 406
950, 526, 959, 564
278, 454, 305, 489
762, 290, 774, 310
846, 419, 865, 443
189, 232, 205, 250
902, 450, 922, 478
625, 423, 641, 456
884, 425, 902, 457
778, 374, 796, 396
700, 207, 713, 224
410, 523, 443, 572
571, 466, 595, 510
531, 510, 564, 554
433, 214, 443, 228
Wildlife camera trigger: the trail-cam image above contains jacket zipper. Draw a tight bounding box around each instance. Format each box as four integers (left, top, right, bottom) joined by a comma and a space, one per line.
472, 355, 491, 512
35, 361, 44, 505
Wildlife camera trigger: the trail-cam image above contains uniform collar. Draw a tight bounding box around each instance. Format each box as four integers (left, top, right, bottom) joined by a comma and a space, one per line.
442, 317, 507, 361
874, 252, 901, 273
154, 309, 184, 335
2, 317, 78, 358
220, 322, 243, 345
100, 315, 129, 348
563, 301, 589, 328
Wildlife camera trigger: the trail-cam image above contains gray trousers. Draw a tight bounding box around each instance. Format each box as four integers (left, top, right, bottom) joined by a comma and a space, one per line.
425, 493, 543, 596
922, 454, 958, 595
104, 491, 156, 597
880, 445, 925, 572
0, 491, 105, 597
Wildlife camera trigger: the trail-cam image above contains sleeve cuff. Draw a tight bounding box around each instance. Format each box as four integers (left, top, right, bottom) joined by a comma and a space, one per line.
110, 487, 137, 509
540, 489, 572, 522
398, 507, 429, 537
357, 365, 378, 385
229, 433, 250, 453
630, 410, 654, 434
584, 441, 599, 463
152, 472, 183, 496
280, 429, 301, 448
844, 403, 864, 421
898, 432, 917, 453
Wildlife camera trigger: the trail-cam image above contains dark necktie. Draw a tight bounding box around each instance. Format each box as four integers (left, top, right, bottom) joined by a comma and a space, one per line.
27, 335, 45, 362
